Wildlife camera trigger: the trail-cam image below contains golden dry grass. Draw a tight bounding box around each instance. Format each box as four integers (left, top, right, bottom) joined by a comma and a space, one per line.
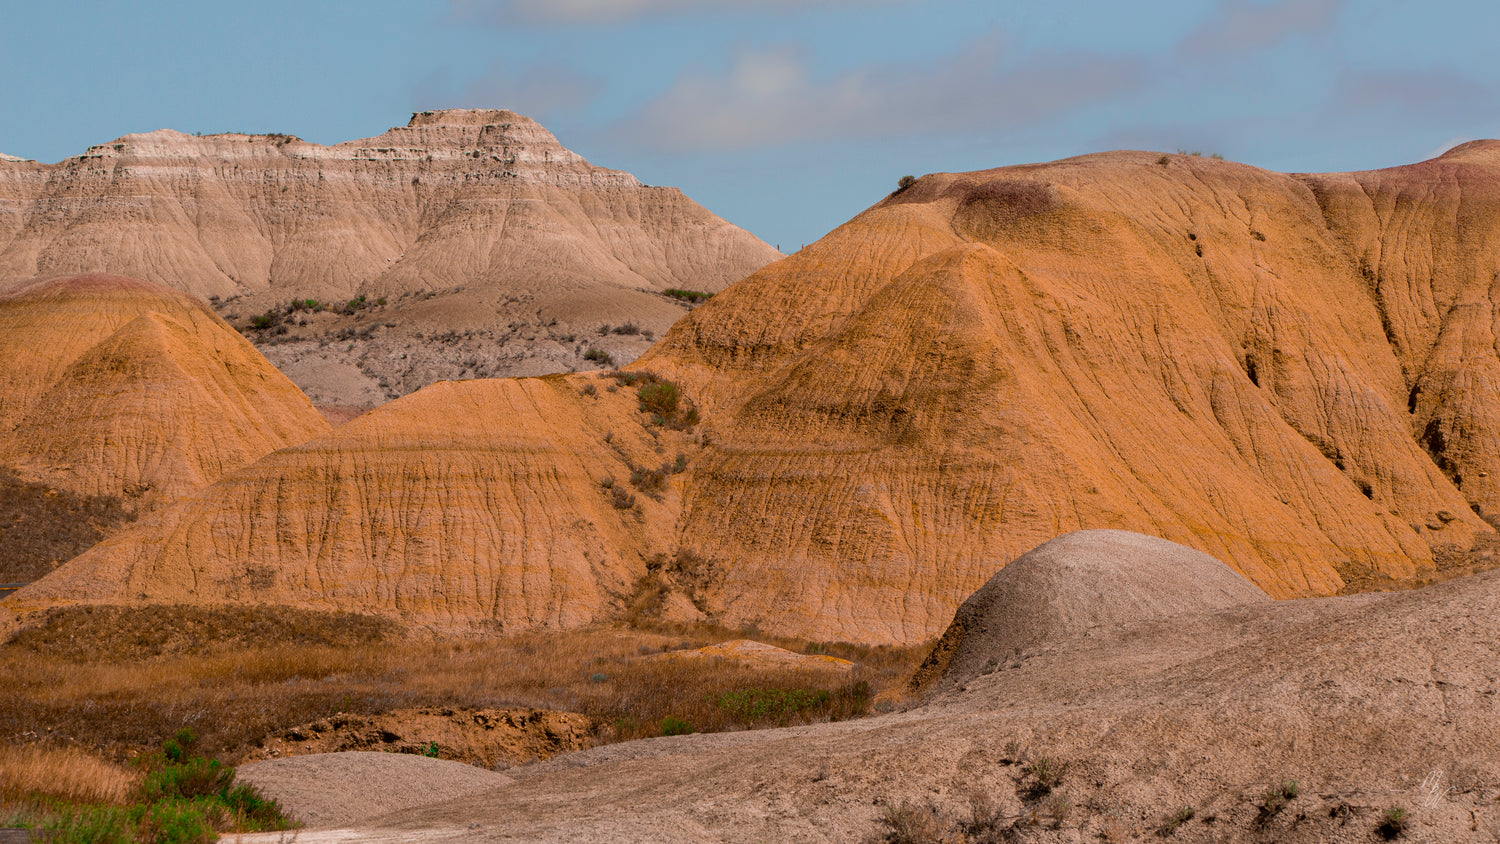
0, 743, 139, 805
0, 605, 929, 766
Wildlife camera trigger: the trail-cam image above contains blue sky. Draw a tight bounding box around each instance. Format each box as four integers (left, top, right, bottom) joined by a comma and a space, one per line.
2, 0, 1496, 250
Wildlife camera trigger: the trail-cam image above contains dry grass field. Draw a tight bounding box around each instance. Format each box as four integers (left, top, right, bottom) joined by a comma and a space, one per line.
0, 604, 928, 767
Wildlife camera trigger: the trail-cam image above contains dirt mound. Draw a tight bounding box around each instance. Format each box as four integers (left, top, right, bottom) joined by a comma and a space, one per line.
911, 530, 1269, 692
235, 751, 513, 829
0, 110, 781, 398
632, 146, 1500, 642
250, 707, 593, 771
0, 273, 328, 506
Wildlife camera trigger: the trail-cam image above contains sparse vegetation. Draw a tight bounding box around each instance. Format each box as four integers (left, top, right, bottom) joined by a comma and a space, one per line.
0, 605, 927, 759
663, 288, 713, 304
895, 174, 917, 193
1158, 805, 1195, 835
1259, 780, 1298, 819
0, 730, 295, 843
877, 799, 950, 843
1023, 756, 1068, 797
609, 486, 637, 510
1377, 806, 1409, 839
583, 347, 614, 366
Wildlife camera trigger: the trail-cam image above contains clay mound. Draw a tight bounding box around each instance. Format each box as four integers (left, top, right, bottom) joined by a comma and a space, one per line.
912, 529, 1269, 691
0, 274, 328, 504
0, 274, 211, 430
633, 146, 1500, 642
646, 639, 854, 672
0, 110, 781, 397
235, 751, 512, 829
5, 373, 691, 628
251, 707, 592, 771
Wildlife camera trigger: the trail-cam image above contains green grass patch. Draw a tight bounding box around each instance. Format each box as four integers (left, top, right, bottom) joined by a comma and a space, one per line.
663, 288, 713, 304
1, 729, 296, 843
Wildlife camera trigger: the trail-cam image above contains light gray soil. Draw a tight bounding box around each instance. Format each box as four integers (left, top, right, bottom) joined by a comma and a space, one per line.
233, 566, 1500, 842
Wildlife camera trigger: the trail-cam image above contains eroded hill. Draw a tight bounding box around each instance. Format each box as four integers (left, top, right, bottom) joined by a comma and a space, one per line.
0, 110, 781, 403
13, 145, 1500, 644
0, 274, 328, 504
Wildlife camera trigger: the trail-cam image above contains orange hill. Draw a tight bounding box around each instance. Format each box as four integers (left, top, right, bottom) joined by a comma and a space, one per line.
14, 145, 1500, 644
0, 274, 329, 505
638, 143, 1500, 641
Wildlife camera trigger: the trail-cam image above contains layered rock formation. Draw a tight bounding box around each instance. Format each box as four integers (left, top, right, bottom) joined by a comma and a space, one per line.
637, 142, 1500, 641
15, 146, 1500, 645
9, 373, 691, 629
0, 274, 328, 505
0, 110, 782, 400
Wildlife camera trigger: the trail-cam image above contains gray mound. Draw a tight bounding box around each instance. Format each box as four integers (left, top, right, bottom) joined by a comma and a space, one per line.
915, 529, 1270, 690
237, 751, 511, 829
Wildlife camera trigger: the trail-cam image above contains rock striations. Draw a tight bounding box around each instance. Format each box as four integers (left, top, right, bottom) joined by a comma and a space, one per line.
0, 273, 329, 505
9, 373, 687, 628
14, 145, 1500, 644
637, 143, 1500, 641
0, 110, 782, 399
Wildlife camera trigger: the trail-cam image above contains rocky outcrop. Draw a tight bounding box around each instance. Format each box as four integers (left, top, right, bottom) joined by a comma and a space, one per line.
0, 274, 328, 505
0, 110, 782, 397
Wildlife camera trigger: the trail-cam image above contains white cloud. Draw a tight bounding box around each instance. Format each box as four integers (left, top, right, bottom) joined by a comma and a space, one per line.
615, 36, 1146, 151
453, 0, 910, 25
1181, 0, 1343, 59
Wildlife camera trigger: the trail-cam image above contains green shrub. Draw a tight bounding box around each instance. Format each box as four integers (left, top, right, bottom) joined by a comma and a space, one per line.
1260, 780, 1298, 818
1378, 806, 1408, 839
583, 347, 613, 366
1024, 757, 1067, 796
664, 288, 713, 304
716, 688, 831, 724
638, 381, 679, 416
659, 715, 694, 736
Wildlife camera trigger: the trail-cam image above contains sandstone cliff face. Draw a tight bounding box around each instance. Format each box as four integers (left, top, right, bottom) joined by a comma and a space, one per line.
10, 374, 692, 631
17, 147, 1500, 645
638, 145, 1500, 642
0, 274, 329, 504
0, 110, 781, 400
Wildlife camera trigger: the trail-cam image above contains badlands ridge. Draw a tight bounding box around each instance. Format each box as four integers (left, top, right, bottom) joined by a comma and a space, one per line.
0, 110, 781, 402
7, 140, 1500, 648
